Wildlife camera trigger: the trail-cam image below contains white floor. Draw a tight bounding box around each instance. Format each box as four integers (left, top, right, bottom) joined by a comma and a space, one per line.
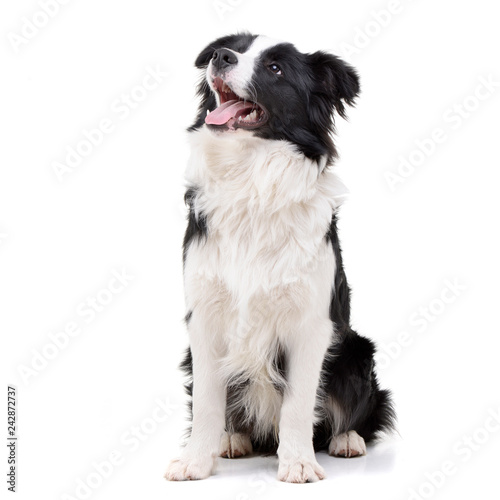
161, 438, 403, 499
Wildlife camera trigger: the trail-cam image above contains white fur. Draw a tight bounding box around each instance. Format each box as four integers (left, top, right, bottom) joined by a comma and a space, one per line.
164, 124, 348, 482
278, 455, 326, 483
164, 455, 215, 481
184, 131, 347, 412
219, 432, 253, 458
324, 395, 349, 436
165, 305, 226, 480
329, 430, 367, 458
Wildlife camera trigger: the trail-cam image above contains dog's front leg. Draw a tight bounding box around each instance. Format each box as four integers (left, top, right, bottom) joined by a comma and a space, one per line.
277, 317, 332, 483
165, 311, 226, 480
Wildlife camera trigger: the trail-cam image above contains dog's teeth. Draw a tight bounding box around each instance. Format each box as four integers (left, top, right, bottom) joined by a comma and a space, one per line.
242, 110, 257, 122
206, 109, 210, 116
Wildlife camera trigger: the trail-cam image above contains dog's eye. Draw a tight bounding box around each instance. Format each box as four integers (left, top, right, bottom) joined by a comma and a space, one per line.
268, 63, 282, 75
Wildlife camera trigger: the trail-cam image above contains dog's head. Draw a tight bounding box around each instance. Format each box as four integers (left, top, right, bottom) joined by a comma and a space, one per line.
190, 32, 360, 163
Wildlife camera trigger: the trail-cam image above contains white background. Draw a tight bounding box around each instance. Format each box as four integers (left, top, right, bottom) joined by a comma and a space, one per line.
1, 0, 499, 499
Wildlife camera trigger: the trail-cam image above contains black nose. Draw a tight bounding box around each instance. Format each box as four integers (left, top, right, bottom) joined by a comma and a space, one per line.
212, 48, 238, 71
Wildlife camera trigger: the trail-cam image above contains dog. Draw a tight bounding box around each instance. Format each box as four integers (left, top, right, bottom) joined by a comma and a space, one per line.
165, 32, 395, 483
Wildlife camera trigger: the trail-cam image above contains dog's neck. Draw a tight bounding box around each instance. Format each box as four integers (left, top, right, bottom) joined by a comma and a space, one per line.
186, 126, 348, 217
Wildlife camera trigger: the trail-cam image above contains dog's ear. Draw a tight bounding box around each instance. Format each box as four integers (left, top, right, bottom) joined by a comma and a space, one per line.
194, 33, 257, 69
193, 34, 240, 69
195, 42, 219, 68
307, 51, 360, 119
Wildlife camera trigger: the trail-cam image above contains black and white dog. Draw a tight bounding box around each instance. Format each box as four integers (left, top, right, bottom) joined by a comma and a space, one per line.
165, 33, 395, 483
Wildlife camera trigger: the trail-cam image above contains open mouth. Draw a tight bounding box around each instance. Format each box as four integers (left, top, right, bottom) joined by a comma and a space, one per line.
205, 77, 267, 130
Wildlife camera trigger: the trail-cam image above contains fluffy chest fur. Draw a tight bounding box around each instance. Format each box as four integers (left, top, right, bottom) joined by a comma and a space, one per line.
183, 127, 345, 429
184, 127, 347, 306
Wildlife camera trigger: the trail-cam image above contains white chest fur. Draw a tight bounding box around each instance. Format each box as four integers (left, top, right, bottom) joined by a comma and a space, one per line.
184, 127, 347, 306
183, 127, 346, 432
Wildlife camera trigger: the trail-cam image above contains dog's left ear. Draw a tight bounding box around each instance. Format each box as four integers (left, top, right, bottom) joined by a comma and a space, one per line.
194, 34, 238, 68
195, 43, 218, 68
307, 51, 360, 119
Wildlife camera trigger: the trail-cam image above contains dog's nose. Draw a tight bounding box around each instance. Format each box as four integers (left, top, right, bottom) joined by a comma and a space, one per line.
212, 48, 238, 71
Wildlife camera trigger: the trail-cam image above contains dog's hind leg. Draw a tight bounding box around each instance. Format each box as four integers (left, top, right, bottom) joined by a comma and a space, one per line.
314, 330, 396, 455
328, 430, 366, 458
219, 432, 253, 458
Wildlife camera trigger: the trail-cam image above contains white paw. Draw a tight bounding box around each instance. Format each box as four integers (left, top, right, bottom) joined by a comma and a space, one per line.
329, 430, 366, 458
164, 455, 216, 481
219, 432, 253, 458
278, 457, 326, 483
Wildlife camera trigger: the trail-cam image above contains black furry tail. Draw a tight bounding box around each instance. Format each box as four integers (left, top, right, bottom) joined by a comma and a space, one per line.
313, 330, 396, 451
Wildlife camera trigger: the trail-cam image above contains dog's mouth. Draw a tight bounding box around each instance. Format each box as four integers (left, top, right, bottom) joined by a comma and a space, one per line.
205, 77, 267, 130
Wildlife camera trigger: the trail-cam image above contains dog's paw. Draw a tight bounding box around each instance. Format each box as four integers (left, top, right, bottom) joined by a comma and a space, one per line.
219, 432, 253, 458
277, 457, 325, 483
329, 430, 366, 458
164, 455, 216, 481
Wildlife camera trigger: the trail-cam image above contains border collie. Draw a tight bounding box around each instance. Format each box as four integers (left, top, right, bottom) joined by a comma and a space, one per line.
165, 33, 395, 483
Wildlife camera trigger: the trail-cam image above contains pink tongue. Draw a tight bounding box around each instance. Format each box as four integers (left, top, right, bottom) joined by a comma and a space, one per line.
205, 100, 253, 125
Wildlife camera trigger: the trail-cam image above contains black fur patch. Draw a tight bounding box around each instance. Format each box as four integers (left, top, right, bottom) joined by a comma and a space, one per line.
182, 188, 207, 265
325, 214, 352, 330
251, 45, 359, 163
